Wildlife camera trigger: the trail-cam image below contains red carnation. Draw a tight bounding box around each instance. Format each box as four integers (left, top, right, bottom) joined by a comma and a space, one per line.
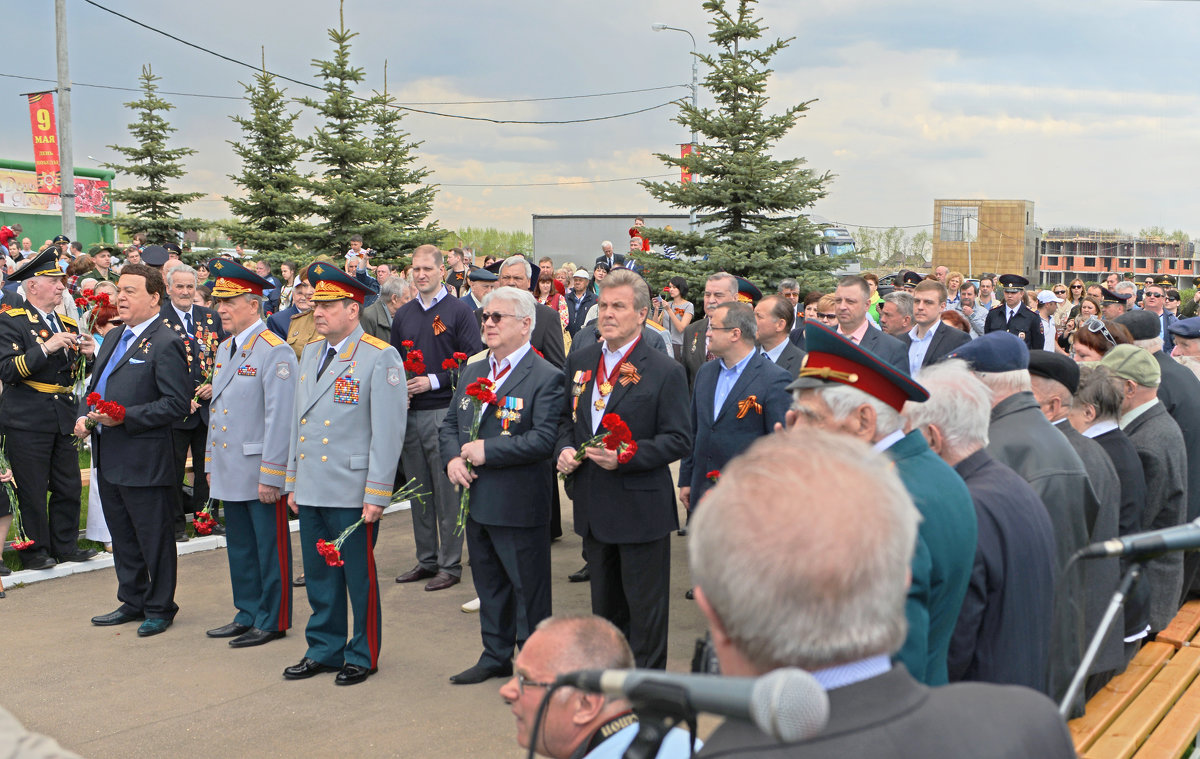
617, 440, 638, 464
86, 392, 100, 406
453, 352, 468, 361
442, 358, 460, 370
401, 340, 414, 349
706, 470, 720, 483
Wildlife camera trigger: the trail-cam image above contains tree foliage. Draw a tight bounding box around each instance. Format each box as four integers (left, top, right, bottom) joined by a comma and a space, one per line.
224, 59, 315, 254
104, 64, 207, 243
636, 0, 835, 295
855, 227, 932, 269
438, 227, 533, 259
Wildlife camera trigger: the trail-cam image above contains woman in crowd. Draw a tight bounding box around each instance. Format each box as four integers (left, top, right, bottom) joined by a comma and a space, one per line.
1049, 283, 1073, 333
654, 276, 694, 361
815, 293, 839, 327
940, 309, 971, 334
1065, 278, 1087, 317
591, 262, 610, 295
277, 261, 297, 309
1060, 295, 1101, 352
1166, 289, 1182, 317
1071, 317, 1132, 362
535, 271, 569, 330
84, 281, 121, 552
802, 291, 824, 322
945, 271, 964, 309
194, 285, 213, 308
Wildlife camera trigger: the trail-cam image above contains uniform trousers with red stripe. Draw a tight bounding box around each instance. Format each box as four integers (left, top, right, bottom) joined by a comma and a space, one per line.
223, 497, 293, 632
298, 505, 381, 670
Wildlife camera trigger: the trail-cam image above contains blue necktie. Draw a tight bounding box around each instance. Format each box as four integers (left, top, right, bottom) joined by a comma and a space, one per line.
184, 311, 193, 335
94, 329, 134, 400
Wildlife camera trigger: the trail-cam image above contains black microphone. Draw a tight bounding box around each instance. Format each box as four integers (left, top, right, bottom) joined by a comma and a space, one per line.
555, 667, 829, 743
1077, 517, 1200, 560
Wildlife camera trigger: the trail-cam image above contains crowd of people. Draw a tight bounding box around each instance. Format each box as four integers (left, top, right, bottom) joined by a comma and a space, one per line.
4, 222, 1199, 756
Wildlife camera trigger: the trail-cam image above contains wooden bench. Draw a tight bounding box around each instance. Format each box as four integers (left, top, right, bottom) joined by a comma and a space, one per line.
1069, 600, 1200, 758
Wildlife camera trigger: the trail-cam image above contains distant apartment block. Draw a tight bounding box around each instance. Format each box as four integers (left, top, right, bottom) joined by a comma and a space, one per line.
932, 199, 1039, 279
1039, 229, 1197, 287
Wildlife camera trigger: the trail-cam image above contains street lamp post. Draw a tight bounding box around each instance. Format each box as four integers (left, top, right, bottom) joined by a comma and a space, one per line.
652, 23, 698, 231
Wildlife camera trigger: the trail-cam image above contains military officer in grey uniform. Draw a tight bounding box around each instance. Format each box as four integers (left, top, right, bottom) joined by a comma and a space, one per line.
203, 259, 298, 648
282, 263, 406, 686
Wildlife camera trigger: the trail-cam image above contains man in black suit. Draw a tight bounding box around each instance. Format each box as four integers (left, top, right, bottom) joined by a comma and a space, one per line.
1072, 364, 1151, 660
901, 280, 970, 375
680, 302, 790, 515
755, 295, 804, 379
692, 431, 1075, 759
161, 263, 227, 540
593, 240, 625, 271
461, 267, 497, 314
440, 286, 563, 685
833, 275, 909, 374
556, 269, 691, 669
498, 257, 565, 369
76, 263, 192, 637
682, 272, 739, 389
0, 249, 98, 569
983, 273, 1043, 351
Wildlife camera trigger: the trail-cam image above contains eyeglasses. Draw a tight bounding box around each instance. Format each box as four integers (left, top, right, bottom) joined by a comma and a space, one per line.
1083, 317, 1117, 345
1071, 284, 1084, 289
480, 311, 518, 324
516, 672, 554, 695
1053, 290, 1067, 296
1144, 291, 1164, 299
817, 312, 838, 320
707, 325, 738, 331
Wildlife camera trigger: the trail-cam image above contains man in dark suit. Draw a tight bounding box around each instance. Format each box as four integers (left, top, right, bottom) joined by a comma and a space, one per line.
1101, 345, 1187, 633
593, 240, 625, 271
1073, 364, 1151, 660
439, 286, 563, 685
755, 294, 804, 378
497, 257, 565, 369
1119, 310, 1200, 597
77, 263, 192, 637
680, 302, 790, 513
556, 269, 691, 669
832, 275, 909, 374
691, 431, 1075, 759
983, 273, 1043, 351
681, 273, 739, 389
901, 280, 970, 375
1027, 351, 1124, 696
461, 267, 497, 315
563, 269, 595, 338
906, 361, 1057, 693
0, 249, 98, 569
161, 263, 226, 540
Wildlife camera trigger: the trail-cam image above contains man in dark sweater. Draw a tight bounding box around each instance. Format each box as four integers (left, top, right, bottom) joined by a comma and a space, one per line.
391, 245, 483, 591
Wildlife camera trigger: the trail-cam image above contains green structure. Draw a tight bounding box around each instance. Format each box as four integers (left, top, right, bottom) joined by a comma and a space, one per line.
0, 158, 115, 248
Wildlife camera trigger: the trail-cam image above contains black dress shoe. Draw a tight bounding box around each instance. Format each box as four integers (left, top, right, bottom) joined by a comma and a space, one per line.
395, 565, 437, 584
677, 527, 688, 536
449, 662, 513, 685
334, 664, 377, 686
685, 588, 695, 600
22, 555, 56, 571
206, 622, 251, 638
175, 531, 190, 543
210, 523, 226, 536
229, 628, 286, 648
424, 571, 460, 591
567, 565, 590, 583
0, 564, 10, 576
137, 618, 172, 637
57, 548, 97, 563
92, 608, 145, 626
283, 657, 339, 680
292, 575, 306, 587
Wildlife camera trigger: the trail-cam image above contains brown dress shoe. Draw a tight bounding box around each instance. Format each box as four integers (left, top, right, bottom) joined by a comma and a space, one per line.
424, 571, 460, 591
395, 566, 437, 584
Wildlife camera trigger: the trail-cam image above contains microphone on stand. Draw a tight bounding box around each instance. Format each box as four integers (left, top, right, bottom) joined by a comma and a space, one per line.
1076, 517, 1200, 560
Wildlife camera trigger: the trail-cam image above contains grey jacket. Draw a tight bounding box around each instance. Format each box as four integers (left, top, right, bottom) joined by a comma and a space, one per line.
285, 326, 407, 509
207, 322, 298, 502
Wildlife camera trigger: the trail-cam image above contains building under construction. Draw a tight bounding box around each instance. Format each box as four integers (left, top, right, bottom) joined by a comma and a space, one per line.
1038, 229, 1196, 287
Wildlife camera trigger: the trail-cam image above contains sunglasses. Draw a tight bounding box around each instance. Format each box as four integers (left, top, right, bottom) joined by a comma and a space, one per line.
1083, 317, 1116, 345
1144, 291, 1164, 298
817, 312, 838, 320
480, 311, 518, 324
1053, 290, 1067, 296
1071, 284, 1083, 289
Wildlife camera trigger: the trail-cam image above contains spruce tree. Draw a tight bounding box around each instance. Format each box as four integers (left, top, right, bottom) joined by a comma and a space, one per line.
225, 57, 314, 255
359, 62, 439, 255
638, 0, 835, 294
104, 65, 206, 244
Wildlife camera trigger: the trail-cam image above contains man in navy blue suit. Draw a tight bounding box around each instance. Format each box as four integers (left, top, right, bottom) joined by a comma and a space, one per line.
679, 302, 791, 514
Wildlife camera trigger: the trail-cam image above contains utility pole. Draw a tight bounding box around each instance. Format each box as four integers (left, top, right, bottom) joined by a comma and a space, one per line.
55, 0, 76, 241
652, 23, 699, 231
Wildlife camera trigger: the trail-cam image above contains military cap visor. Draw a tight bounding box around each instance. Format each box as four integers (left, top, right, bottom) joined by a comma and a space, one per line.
1098, 286, 1130, 305
208, 257, 273, 298
8, 247, 67, 281
786, 321, 929, 411
307, 262, 374, 304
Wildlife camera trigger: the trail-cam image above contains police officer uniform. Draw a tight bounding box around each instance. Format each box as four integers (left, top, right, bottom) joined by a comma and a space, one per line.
283, 263, 406, 686
0, 249, 94, 569
204, 259, 298, 647
983, 274, 1043, 351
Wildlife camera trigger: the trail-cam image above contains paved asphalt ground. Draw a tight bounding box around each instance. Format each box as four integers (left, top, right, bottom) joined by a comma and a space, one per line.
2, 501, 717, 758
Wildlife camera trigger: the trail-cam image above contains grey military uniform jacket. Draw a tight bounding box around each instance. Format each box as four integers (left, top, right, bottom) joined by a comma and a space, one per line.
207, 321, 298, 502
284, 325, 407, 509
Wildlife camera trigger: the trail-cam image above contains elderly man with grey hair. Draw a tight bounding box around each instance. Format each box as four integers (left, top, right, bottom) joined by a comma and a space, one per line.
162, 261, 227, 540
945, 331, 1099, 713
905, 360, 1057, 692
692, 430, 1074, 758
359, 274, 411, 342
785, 322, 975, 687
878, 291, 913, 337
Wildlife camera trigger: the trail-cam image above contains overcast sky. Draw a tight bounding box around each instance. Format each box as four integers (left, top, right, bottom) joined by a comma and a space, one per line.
4, 0, 1199, 238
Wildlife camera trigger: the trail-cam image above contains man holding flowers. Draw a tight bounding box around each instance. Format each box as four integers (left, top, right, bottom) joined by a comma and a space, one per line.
439, 285, 563, 685
555, 268, 692, 669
